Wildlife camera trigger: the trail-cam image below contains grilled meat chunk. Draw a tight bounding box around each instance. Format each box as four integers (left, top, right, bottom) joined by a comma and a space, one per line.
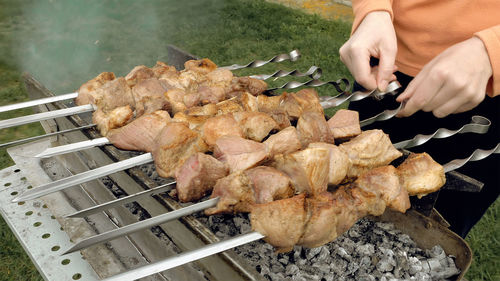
75, 72, 116, 106
272, 146, 330, 195
251, 194, 308, 253
125, 65, 155, 88
151, 61, 178, 81
339, 129, 402, 178
327, 109, 361, 141
152, 122, 209, 178
132, 78, 170, 116
107, 110, 171, 152
256, 95, 282, 113
215, 98, 244, 115
174, 153, 229, 202
299, 192, 338, 248
280, 89, 324, 120
164, 89, 188, 114
297, 111, 335, 148
197, 69, 234, 104
91, 77, 136, 113
184, 58, 217, 74
238, 92, 259, 112
308, 142, 350, 185
201, 114, 244, 148
93, 105, 134, 136
214, 135, 269, 173
233, 111, 278, 142
226, 77, 268, 98
205, 166, 293, 215
397, 152, 446, 198
263, 126, 302, 157
172, 112, 210, 130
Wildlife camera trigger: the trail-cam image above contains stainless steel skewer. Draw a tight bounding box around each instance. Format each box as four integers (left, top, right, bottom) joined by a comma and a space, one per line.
0, 50, 300, 114
11, 153, 153, 203
102, 231, 265, 281
393, 115, 491, 149
65, 182, 176, 218
250, 65, 322, 80
60, 125, 495, 254
220, 50, 300, 71
0, 104, 95, 130
95, 145, 500, 281
61, 197, 220, 255
0, 123, 96, 149
319, 81, 400, 108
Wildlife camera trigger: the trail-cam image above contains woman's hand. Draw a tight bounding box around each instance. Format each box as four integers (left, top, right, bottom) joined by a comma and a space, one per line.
397, 37, 493, 118
339, 11, 397, 91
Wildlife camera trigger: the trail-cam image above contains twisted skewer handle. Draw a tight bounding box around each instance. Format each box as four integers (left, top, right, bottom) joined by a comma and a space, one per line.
267, 77, 351, 96
250, 65, 322, 80
320, 81, 401, 109
393, 116, 491, 149
220, 50, 300, 71
359, 102, 405, 128
443, 143, 500, 173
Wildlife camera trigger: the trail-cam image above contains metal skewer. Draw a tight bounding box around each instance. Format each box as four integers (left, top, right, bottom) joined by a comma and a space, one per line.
319, 81, 400, 108
0, 104, 95, 130
11, 153, 153, 203
61, 197, 220, 255
0, 123, 96, 149
35, 136, 109, 158
0, 92, 78, 113
393, 115, 491, 149
0, 50, 300, 114
250, 65, 322, 80
101, 231, 265, 281
60, 124, 494, 254
65, 182, 175, 218
92, 144, 500, 281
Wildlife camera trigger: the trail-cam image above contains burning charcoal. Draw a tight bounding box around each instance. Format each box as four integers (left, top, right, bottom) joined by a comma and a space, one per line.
336, 247, 351, 260
356, 244, 375, 256
427, 245, 446, 259
358, 275, 376, 281
413, 271, 432, 281
285, 264, 299, 275
278, 256, 289, 265
306, 247, 322, 259
318, 247, 330, 260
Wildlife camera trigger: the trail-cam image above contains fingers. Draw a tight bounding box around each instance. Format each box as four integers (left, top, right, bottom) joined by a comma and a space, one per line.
396, 71, 445, 117
377, 45, 397, 91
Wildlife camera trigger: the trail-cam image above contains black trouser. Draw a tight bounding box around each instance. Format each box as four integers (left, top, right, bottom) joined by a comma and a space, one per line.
349, 72, 500, 238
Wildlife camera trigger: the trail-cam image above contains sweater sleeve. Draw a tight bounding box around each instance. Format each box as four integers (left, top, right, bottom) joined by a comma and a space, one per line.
475, 25, 500, 97
351, 0, 394, 35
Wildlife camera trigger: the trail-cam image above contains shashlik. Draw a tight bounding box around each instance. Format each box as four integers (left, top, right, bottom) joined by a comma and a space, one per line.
71, 59, 446, 254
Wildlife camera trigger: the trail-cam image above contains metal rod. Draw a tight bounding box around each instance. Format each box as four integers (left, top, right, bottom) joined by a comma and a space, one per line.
62, 197, 220, 255
0, 104, 95, 130
250, 66, 322, 80
266, 77, 351, 96
101, 231, 264, 281
0, 92, 78, 113
0, 50, 300, 113
393, 116, 491, 149
34, 136, 109, 158
220, 50, 300, 71
65, 182, 176, 218
320, 81, 400, 109
359, 102, 405, 128
12, 153, 153, 202
0, 124, 96, 149
443, 142, 500, 173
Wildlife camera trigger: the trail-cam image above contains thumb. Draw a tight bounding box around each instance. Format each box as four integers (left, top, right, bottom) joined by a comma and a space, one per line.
377, 49, 396, 91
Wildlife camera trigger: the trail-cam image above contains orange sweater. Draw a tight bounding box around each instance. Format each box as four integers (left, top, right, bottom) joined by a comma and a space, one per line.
351, 0, 500, 97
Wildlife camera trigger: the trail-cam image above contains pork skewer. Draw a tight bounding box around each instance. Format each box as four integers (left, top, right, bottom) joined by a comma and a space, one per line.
13, 104, 491, 204
0, 50, 300, 114
61, 133, 498, 255
34, 81, 400, 159
71, 146, 499, 281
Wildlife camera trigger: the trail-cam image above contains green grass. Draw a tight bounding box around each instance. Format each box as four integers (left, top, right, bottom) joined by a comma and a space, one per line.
0, 1, 497, 280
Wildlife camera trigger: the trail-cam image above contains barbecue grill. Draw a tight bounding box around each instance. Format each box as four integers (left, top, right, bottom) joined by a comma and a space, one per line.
0, 46, 496, 281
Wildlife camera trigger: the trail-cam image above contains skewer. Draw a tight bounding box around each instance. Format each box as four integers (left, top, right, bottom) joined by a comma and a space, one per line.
65, 182, 175, 218
60, 123, 494, 254
14, 103, 489, 204
61, 197, 220, 255
0, 104, 95, 130
393, 115, 491, 149
2, 65, 322, 146
67, 144, 500, 280
0, 123, 96, 149
0, 50, 300, 114
11, 153, 153, 203
101, 231, 265, 281
34, 82, 400, 159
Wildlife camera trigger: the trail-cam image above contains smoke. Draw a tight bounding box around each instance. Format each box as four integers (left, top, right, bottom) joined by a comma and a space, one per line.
12, 0, 165, 94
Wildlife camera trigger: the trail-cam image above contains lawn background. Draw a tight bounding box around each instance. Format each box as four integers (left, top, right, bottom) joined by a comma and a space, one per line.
0, 1, 498, 280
